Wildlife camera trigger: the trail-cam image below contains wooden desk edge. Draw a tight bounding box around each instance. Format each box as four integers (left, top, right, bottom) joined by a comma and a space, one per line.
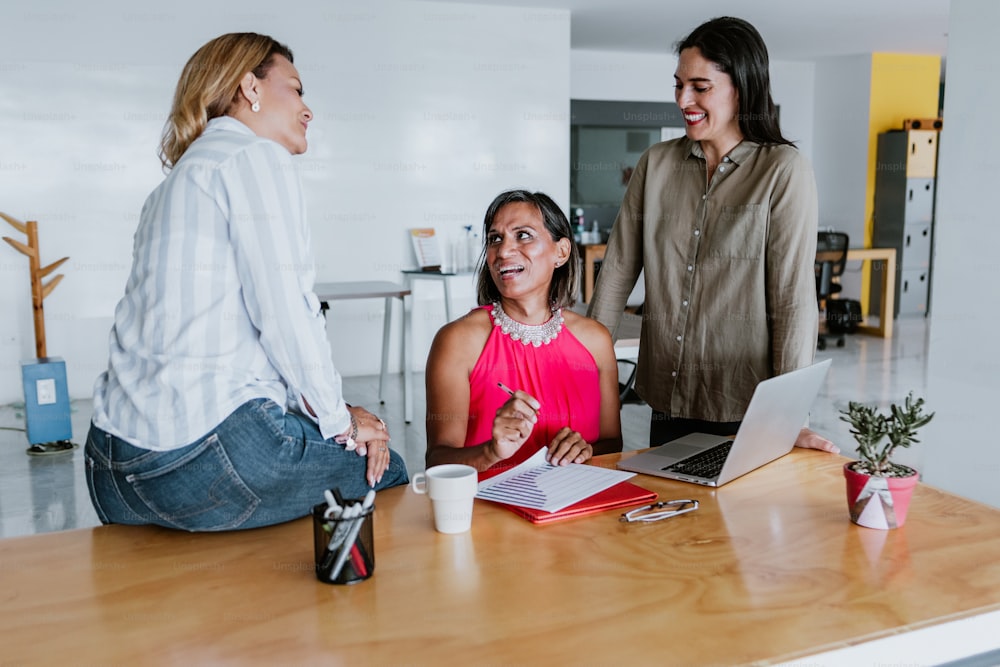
772, 604, 1000, 665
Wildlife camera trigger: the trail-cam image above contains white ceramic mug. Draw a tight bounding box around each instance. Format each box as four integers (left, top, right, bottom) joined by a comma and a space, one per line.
411, 464, 478, 534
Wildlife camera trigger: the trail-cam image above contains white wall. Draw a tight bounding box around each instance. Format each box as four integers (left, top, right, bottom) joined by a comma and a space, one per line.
921, 0, 1000, 507
0, 0, 570, 402
770, 60, 816, 161
811, 55, 873, 300
570, 49, 676, 103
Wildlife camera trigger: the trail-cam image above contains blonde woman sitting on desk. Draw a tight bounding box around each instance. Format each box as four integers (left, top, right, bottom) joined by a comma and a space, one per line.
425, 190, 623, 475
85, 32, 408, 532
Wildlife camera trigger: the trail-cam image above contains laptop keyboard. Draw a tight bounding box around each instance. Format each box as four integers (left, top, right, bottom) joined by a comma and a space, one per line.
663, 441, 734, 478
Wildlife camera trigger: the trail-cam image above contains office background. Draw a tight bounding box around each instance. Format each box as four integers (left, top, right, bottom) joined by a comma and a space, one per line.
0, 1, 995, 507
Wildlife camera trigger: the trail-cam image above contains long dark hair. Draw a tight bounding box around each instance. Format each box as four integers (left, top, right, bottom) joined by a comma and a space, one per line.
676, 16, 793, 147
475, 190, 579, 309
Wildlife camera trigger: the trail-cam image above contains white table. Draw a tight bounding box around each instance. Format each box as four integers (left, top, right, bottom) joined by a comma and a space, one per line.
314, 281, 412, 423
401, 269, 476, 324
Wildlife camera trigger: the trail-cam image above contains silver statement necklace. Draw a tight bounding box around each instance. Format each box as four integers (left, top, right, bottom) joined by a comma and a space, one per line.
491, 301, 564, 347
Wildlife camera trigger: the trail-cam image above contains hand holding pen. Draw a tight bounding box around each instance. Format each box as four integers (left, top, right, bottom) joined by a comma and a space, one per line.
490, 382, 541, 462
497, 383, 592, 467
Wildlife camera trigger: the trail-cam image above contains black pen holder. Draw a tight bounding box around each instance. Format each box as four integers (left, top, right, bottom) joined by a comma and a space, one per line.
312, 501, 375, 585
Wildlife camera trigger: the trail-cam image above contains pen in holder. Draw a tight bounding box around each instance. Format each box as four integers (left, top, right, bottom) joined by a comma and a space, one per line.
312, 501, 375, 585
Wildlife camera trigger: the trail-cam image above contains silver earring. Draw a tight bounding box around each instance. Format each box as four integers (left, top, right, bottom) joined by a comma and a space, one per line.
251, 100, 260, 113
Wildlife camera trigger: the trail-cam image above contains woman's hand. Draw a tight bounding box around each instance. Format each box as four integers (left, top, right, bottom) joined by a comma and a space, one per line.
794, 427, 840, 454
334, 405, 392, 487
546, 427, 593, 466
335, 405, 390, 452
489, 390, 540, 463
348, 405, 390, 449
363, 435, 391, 487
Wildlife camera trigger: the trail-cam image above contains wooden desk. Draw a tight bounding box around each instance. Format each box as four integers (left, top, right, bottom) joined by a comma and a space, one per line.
582, 244, 897, 339
581, 242, 606, 303
846, 247, 896, 339
314, 280, 413, 423
4, 450, 1000, 665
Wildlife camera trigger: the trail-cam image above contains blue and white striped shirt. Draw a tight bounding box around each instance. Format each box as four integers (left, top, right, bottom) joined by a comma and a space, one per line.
93, 116, 350, 450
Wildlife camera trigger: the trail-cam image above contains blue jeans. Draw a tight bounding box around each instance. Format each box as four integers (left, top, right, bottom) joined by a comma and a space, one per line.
85, 398, 408, 531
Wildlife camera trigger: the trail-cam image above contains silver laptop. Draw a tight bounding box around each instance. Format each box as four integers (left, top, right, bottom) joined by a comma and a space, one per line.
616, 359, 831, 487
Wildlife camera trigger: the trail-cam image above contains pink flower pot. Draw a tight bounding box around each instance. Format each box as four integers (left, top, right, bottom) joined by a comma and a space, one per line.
843, 462, 919, 529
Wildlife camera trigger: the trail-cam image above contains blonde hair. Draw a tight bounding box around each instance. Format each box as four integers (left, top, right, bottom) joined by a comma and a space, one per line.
158, 32, 293, 170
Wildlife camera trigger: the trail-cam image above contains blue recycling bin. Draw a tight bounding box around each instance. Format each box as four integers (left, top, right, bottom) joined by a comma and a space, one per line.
20, 357, 73, 445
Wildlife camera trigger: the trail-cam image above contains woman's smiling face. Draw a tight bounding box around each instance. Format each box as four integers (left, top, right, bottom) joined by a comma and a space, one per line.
674, 46, 742, 152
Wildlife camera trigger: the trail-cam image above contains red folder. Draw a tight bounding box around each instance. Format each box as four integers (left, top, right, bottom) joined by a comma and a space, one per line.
489, 480, 657, 525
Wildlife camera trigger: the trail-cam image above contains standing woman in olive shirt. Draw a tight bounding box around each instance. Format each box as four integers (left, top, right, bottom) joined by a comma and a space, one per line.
588, 16, 838, 452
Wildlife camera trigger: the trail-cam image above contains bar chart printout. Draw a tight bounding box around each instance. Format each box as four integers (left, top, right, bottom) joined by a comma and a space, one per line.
476, 449, 635, 512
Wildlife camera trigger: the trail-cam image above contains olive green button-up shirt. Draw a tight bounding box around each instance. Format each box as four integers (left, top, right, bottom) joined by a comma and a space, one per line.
587, 138, 818, 422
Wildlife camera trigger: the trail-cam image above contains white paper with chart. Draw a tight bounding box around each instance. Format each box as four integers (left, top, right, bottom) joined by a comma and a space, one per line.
409, 227, 442, 270
476, 448, 636, 513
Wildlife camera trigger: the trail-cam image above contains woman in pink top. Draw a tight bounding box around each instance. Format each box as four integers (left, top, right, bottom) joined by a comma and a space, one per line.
425, 190, 623, 474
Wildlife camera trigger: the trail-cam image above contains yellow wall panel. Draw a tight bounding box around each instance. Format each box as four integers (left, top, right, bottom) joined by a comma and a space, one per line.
861, 53, 940, 313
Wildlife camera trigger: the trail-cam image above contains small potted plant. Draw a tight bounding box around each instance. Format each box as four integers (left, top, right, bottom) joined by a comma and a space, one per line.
839, 392, 934, 529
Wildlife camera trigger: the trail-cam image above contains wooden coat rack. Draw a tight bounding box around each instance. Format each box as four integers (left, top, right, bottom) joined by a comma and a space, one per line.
2, 212, 69, 358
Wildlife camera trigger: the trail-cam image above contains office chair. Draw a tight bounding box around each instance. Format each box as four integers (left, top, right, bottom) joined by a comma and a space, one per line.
617, 358, 643, 405
815, 231, 850, 350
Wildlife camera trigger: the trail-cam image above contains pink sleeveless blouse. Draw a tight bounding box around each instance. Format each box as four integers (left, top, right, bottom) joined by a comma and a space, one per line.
465, 304, 601, 474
